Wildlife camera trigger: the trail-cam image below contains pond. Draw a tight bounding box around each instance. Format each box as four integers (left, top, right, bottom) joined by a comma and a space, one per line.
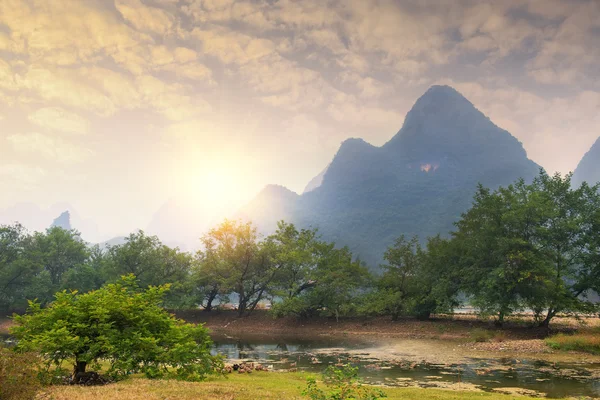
211, 333, 600, 398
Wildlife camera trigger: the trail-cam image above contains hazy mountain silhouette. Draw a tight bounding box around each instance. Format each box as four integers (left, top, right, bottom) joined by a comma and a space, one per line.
236, 185, 299, 234
0, 202, 101, 241
50, 211, 72, 230
303, 164, 330, 193
239, 85, 541, 267
573, 137, 600, 187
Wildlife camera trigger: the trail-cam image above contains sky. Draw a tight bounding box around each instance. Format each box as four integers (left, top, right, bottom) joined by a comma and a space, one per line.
1, 0, 600, 241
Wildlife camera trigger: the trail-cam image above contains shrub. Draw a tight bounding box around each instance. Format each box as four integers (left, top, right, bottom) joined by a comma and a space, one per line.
11, 275, 222, 383
546, 330, 600, 354
470, 328, 493, 342
302, 364, 387, 400
0, 348, 42, 400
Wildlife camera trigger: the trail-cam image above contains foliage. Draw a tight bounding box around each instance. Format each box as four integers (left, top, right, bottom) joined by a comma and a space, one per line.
360, 235, 459, 320
11, 275, 220, 382
0, 224, 40, 311
271, 236, 370, 320
197, 220, 275, 316
453, 171, 600, 326
303, 365, 387, 400
103, 231, 195, 308
0, 347, 42, 400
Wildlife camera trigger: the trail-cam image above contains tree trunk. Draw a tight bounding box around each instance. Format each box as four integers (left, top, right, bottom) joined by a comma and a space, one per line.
72, 360, 87, 383
539, 309, 556, 328
75, 361, 87, 375
204, 289, 218, 312
495, 311, 505, 328
237, 298, 247, 317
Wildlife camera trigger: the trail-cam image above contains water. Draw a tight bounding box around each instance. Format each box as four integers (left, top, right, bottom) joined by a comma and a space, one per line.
211, 334, 600, 398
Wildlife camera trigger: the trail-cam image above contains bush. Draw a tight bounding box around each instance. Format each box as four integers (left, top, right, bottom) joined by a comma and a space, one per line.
470, 328, 493, 342
302, 365, 387, 400
0, 348, 42, 400
546, 330, 600, 354
11, 275, 222, 383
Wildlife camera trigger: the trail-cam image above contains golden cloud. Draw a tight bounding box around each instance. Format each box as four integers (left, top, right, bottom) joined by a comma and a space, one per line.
28, 107, 91, 135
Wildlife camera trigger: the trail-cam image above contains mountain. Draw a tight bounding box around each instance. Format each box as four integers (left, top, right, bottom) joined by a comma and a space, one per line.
239, 85, 541, 267
237, 185, 299, 233
573, 137, 600, 187
50, 211, 72, 230
0, 202, 101, 242
303, 164, 329, 193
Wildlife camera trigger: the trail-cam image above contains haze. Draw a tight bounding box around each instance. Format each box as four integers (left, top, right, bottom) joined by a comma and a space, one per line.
1, 0, 599, 243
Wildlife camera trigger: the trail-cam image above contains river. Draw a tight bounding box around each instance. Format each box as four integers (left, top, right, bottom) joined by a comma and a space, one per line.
211, 333, 600, 398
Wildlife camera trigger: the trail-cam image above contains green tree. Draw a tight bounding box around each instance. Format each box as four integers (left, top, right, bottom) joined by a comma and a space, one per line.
30, 226, 89, 290
529, 172, 600, 326
61, 244, 106, 294
11, 275, 219, 382
268, 221, 320, 301
453, 183, 535, 325
193, 232, 233, 312
199, 220, 275, 316
272, 241, 370, 320
0, 224, 39, 311
362, 236, 424, 321
360, 236, 458, 321
452, 171, 600, 326
103, 231, 193, 308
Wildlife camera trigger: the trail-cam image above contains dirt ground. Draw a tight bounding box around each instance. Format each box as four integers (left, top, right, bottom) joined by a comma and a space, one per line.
174, 309, 599, 341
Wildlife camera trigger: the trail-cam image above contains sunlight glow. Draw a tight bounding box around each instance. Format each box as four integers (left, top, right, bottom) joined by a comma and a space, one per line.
187, 166, 244, 216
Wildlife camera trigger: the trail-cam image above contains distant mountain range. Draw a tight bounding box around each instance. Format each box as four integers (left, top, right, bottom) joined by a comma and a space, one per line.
2, 86, 598, 262
573, 137, 600, 188
239, 85, 542, 267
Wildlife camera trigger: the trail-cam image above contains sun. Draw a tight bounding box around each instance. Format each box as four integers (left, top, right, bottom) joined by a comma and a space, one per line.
187, 168, 242, 215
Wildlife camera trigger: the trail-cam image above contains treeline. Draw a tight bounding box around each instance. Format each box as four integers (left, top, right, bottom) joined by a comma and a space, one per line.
1, 171, 599, 327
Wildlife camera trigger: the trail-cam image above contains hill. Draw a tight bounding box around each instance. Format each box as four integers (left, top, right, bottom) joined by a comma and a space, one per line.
573, 137, 600, 187
240, 85, 541, 267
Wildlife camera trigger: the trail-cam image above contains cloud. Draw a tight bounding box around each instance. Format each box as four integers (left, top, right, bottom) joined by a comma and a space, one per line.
28, 107, 90, 135
0, 163, 47, 190
7, 132, 92, 164
115, 0, 176, 35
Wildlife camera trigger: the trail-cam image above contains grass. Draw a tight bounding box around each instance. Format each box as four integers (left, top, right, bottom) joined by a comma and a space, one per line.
546, 328, 600, 355
42, 372, 555, 400
469, 328, 507, 343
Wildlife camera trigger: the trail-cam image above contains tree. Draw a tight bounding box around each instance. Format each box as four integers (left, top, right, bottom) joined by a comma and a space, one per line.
199, 220, 275, 316
268, 221, 320, 301
452, 171, 600, 326
193, 233, 233, 312
362, 236, 424, 321
361, 235, 458, 321
103, 231, 193, 308
30, 227, 89, 290
528, 172, 600, 326
11, 275, 219, 382
272, 241, 370, 320
453, 182, 536, 325
0, 224, 39, 311
61, 244, 106, 294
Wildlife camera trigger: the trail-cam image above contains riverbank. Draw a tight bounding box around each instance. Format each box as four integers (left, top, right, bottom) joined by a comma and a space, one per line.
4, 310, 600, 361
40, 372, 571, 400
176, 309, 599, 337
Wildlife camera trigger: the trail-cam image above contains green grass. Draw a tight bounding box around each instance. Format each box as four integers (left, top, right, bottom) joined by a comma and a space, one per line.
546, 328, 600, 355
43, 372, 556, 400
